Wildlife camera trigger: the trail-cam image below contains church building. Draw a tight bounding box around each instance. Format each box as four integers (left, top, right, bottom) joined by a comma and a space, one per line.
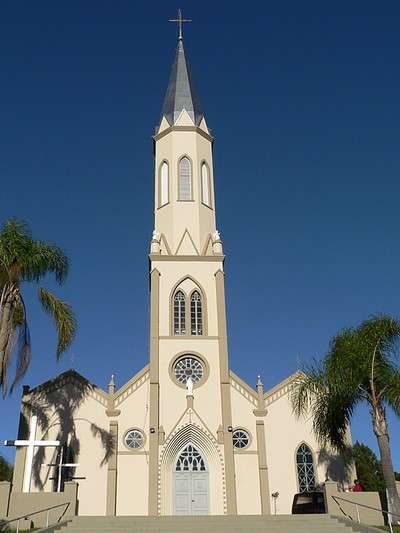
5, 20, 350, 517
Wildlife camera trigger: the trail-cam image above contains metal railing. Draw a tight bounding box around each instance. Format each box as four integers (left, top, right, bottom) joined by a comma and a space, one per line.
332, 495, 400, 533
0, 501, 71, 533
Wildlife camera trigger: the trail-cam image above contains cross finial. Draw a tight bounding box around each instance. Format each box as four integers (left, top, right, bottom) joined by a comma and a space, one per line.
169, 9, 192, 41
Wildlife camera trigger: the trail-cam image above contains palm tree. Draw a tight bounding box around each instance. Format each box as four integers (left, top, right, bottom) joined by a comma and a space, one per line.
0, 219, 77, 395
292, 315, 400, 519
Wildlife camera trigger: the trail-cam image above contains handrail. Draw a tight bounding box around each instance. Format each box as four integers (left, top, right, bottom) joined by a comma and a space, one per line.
0, 501, 71, 533
331, 495, 400, 533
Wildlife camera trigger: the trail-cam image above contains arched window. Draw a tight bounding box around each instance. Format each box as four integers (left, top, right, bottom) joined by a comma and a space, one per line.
178, 157, 192, 200
296, 443, 316, 492
174, 290, 186, 335
175, 444, 207, 472
159, 161, 169, 207
190, 291, 202, 335
201, 163, 211, 207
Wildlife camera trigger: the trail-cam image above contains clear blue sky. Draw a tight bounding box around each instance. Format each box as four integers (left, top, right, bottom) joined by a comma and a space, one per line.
1, 2, 400, 471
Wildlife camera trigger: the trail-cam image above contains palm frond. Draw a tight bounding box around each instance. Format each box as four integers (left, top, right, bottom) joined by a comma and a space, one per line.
10, 298, 31, 393
22, 241, 69, 285
38, 288, 77, 358
292, 362, 362, 451
383, 367, 400, 417
0, 219, 69, 285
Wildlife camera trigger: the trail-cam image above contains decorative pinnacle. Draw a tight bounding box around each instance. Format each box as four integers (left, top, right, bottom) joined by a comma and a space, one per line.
108, 374, 115, 394
169, 8, 192, 41
257, 375, 263, 387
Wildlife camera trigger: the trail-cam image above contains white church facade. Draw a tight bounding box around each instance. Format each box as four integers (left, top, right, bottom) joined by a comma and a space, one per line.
5, 24, 351, 517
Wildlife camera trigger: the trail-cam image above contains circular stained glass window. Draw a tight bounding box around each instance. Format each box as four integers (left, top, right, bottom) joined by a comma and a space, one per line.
174, 356, 204, 385
124, 429, 145, 449
232, 429, 250, 449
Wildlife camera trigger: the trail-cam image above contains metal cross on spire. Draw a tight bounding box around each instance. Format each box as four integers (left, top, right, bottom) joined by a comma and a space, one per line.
169, 9, 192, 41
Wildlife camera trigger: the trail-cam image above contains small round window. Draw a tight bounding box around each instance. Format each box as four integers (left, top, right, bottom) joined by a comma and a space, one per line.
232, 429, 250, 449
124, 429, 145, 449
174, 356, 204, 385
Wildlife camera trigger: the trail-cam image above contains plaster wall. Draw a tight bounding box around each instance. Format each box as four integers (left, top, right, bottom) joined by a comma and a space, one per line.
234, 454, 261, 515
115, 375, 150, 452
116, 454, 148, 515
230, 382, 258, 450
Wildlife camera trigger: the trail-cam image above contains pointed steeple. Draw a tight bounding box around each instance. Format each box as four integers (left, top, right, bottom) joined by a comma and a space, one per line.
160, 39, 204, 127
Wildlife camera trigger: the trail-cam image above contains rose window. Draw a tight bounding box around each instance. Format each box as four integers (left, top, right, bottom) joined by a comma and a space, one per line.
232, 429, 250, 449
124, 429, 145, 449
174, 356, 204, 385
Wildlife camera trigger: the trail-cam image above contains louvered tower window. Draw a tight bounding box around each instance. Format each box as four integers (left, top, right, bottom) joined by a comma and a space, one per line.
159, 161, 169, 207
174, 290, 186, 335
178, 157, 192, 200
190, 291, 203, 335
296, 443, 316, 492
201, 163, 210, 207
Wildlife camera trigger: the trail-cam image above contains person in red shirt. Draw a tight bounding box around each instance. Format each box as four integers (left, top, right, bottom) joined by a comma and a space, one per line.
353, 479, 363, 492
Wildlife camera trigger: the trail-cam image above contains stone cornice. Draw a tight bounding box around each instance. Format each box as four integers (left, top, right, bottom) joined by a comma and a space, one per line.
229, 370, 258, 406
264, 371, 302, 406
149, 254, 224, 262
153, 125, 214, 143
114, 364, 150, 407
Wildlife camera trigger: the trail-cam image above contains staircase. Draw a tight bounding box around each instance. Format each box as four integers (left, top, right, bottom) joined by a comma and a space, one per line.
43, 514, 382, 533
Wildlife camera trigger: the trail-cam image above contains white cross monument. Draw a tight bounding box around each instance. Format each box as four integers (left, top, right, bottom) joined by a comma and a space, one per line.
4, 415, 60, 492
42, 445, 79, 493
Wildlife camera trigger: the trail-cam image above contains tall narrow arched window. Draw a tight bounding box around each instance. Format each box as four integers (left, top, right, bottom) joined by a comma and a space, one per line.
174, 291, 186, 335
190, 291, 203, 335
159, 161, 169, 207
178, 157, 192, 200
296, 443, 316, 492
201, 163, 211, 207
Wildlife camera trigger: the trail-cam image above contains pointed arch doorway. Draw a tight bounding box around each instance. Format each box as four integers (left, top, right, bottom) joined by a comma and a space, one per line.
173, 443, 209, 515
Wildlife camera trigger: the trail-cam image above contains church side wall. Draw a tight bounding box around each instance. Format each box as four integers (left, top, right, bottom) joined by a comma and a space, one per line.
265, 390, 352, 514
230, 382, 262, 514
28, 384, 109, 516
115, 378, 150, 515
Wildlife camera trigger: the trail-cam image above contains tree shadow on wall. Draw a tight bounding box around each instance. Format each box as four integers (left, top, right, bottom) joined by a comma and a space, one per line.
318, 447, 353, 488
20, 370, 114, 490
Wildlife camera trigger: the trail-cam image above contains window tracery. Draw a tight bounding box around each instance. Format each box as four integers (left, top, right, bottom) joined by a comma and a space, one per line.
190, 291, 202, 335
174, 356, 204, 385
296, 443, 316, 492
175, 443, 206, 472
232, 429, 250, 449
174, 290, 186, 335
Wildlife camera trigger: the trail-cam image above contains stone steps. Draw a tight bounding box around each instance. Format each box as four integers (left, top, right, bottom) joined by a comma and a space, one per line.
42, 515, 381, 533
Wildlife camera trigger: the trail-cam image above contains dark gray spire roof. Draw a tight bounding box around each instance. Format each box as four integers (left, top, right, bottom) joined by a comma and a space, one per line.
160, 39, 204, 127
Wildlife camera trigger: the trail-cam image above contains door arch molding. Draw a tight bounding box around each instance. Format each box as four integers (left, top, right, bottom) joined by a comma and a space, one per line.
158, 423, 226, 515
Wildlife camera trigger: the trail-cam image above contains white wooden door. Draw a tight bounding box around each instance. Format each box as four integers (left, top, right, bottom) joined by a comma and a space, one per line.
173, 472, 209, 515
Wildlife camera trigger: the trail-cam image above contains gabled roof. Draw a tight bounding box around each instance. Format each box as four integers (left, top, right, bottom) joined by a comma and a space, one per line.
160, 39, 204, 127
26, 369, 109, 407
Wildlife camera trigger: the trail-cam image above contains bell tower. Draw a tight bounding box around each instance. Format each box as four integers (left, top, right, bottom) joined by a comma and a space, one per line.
147, 14, 237, 516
